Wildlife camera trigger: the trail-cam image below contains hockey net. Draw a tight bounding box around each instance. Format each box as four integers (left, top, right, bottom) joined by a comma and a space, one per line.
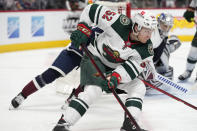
55, 1, 131, 95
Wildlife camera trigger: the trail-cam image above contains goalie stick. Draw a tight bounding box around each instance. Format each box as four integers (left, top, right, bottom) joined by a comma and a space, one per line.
155, 73, 189, 93
140, 78, 197, 110
81, 44, 141, 131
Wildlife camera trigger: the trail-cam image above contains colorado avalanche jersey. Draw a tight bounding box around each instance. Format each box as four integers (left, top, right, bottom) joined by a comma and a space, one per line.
79, 4, 154, 83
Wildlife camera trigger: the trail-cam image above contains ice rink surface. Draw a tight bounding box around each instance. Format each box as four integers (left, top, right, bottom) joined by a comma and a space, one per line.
0, 42, 197, 131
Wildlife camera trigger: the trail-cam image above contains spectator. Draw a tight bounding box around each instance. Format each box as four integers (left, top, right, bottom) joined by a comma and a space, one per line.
166, 0, 176, 7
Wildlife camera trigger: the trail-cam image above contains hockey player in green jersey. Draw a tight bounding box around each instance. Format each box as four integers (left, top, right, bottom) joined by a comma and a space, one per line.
178, 0, 197, 81
53, 3, 157, 131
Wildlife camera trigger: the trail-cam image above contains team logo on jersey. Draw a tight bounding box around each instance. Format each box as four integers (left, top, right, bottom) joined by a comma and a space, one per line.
103, 44, 124, 63
148, 44, 154, 55
120, 15, 130, 25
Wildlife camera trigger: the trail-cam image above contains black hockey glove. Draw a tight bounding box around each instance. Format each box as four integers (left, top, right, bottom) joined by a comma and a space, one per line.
101, 72, 121, 93
183, 7, 195, 23
70, 22, 92, 49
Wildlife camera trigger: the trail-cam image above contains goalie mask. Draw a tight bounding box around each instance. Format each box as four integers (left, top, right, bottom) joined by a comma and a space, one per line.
158, 13, 174, 38
132, 10, 158, 35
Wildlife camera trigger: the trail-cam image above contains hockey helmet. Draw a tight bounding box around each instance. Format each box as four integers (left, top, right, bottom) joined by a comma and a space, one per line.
158, 13, 174, 37
132, 10, 158, 32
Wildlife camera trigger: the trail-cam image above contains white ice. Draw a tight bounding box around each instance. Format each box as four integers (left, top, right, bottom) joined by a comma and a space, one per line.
0, 42, 197, 131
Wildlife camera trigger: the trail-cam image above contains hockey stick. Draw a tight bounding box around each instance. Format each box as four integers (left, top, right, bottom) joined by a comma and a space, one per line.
155, 73, 189, 93
81, 44, 141, 131
140, 79, 197, 110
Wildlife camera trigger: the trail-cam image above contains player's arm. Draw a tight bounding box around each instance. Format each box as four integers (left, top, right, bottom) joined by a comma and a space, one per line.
113, 56, 145, 83
79, 4, 120, 30
183, 1, 196, 23
70, 4, 120, 49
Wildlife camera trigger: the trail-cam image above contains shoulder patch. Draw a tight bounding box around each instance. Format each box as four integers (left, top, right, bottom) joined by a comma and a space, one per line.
148, 44, 154, 55
120, 15, 130, 25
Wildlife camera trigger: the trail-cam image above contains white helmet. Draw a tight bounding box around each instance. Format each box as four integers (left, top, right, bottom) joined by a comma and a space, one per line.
132, 10, 158, 32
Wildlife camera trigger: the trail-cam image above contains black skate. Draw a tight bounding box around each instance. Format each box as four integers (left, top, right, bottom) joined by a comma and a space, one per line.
9, 92, 26, 109
53, 115, 71, 131
178, 70, 192, 81
120, 118, 147, 131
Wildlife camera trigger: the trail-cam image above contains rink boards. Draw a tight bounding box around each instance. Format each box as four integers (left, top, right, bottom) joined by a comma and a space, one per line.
0, 8, 196, 53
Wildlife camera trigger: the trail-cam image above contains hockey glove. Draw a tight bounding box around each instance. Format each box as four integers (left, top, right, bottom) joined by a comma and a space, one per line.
183, 7, 195, 23
101, 72, 121, 93
70, 22, 92, 49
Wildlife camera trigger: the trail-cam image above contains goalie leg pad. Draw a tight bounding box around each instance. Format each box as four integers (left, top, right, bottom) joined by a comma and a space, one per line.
159, 66, 174, 80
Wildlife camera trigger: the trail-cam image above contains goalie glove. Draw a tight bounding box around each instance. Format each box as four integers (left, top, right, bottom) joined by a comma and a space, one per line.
183, 7, 195, 23
70, 22, 92, 49
101, 72, 121, 93
166, 35, 181, 53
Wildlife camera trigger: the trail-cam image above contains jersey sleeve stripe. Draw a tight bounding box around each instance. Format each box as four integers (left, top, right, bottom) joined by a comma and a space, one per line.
127, 60, 140, 75
89, 4, 99, 23
96, 6, 103, 25
122, 62, 138, 80
126, 60, 139, 76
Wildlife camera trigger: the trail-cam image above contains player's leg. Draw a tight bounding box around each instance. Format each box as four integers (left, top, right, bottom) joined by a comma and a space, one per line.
119, 79, 147, 131
53, 55, 105, 130
10, 49, 82, 109
53, 85, 103, 131
178, 46, 197, 81
178, 31, 197, 81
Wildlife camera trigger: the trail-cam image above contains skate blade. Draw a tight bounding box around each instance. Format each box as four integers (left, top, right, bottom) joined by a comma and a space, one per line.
9, 104, 18, 110
61, 103, 68, 110
9, 104, 15, 110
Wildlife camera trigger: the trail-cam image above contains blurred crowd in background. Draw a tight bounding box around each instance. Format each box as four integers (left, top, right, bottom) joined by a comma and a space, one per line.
0, 0, 193, 11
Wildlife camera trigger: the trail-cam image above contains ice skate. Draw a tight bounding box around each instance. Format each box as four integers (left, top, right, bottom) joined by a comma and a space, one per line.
178, 70, 192, 81
9, 92, 26, 110
53, 115, 71, 131
120, 118, 147, 131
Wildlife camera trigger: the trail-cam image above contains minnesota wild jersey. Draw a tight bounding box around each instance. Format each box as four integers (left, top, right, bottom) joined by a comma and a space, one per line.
79, 4, 154, 83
